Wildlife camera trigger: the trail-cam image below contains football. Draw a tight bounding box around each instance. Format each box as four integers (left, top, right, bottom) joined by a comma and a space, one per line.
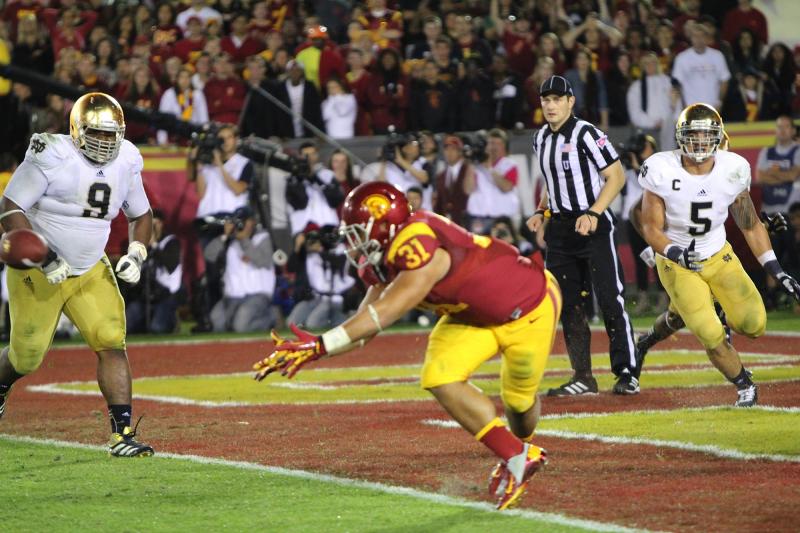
0, 228, 49, 269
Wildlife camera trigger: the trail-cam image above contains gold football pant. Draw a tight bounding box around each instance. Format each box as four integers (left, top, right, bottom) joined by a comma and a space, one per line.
7, 256, 126, 374
656, 242, 766, 349
421, 270, 562, 413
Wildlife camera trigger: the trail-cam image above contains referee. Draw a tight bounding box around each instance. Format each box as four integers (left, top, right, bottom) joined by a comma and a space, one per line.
527, 75, 639, 395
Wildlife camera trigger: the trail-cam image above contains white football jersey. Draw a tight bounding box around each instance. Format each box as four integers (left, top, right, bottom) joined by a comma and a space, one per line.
638, 149, 750, 260
4, 133, 151, 275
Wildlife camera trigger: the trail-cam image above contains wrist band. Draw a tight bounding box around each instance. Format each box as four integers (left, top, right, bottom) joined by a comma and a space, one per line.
585, 210, 601, 219
128, 241, 148, 261
367, 304, 383, 332
321, 326, 352, 354
534, 209, 545, 216
757, 250, 777, 266
0, 209, 24, 221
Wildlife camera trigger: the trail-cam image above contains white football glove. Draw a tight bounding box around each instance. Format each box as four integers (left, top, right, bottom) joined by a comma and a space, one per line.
115, 241, 148, 284
639, 246, 656, 268
41, 252, 72, 284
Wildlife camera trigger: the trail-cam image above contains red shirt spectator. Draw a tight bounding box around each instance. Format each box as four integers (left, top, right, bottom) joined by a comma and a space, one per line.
1, 0, 43, 41
151, 4, 182, 64
122, 66, 162, 144
172, 17, 206, 64
357, 0, 403, 50
501, 18, 537, 79
203, 54, 247, 124
364, 48, 409, 133
673, 0, 701, 41
345, 48, 373, 136
722, 0, 768, 46
41, 8, 98, 57
221, 12, 265, 66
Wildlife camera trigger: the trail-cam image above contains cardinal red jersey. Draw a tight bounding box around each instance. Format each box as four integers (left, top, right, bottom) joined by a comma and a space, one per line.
379, 211, 547, 326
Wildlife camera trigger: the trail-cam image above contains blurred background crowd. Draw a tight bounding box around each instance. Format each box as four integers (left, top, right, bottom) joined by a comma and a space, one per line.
0, 0, 798, 336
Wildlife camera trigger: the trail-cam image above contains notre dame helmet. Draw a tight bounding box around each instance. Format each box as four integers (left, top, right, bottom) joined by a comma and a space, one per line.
69, 92, 126, 165
675, 103, 724, 163
339, 182, 412, 268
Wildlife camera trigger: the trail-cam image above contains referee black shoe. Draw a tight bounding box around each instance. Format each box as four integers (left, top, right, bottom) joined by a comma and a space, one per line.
547, 376, 598, 397
612, 372, 640, 395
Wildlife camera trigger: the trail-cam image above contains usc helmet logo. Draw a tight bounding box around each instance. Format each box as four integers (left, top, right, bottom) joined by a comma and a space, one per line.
363, 194, 391, 220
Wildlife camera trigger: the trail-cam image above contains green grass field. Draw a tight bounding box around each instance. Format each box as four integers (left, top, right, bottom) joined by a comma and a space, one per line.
0, 438, 603, 533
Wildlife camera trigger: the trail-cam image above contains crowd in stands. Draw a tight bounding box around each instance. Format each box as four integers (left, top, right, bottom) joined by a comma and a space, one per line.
0, 0, 799, 334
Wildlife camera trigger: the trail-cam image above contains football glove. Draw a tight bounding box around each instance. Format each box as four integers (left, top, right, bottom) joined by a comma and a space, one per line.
253, 324, 327, 381
115, 241, 148, 284
761, 211, 788, 235
41, 250, 72, 284
777, 272, 800, 304
639, 246, 656, 268
664, 239, 702, 271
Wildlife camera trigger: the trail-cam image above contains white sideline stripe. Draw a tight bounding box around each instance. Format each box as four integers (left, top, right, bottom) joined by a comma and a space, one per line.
0, 434, 649, 533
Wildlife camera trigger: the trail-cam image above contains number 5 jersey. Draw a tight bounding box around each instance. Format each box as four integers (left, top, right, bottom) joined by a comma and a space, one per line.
637, 149, 750, 260
4, 133, 151, 275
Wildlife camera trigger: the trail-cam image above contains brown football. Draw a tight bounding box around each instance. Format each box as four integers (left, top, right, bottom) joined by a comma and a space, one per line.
0, 228, 49, 269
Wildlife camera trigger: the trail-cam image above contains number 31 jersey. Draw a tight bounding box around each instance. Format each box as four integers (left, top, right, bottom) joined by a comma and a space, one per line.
4, 133, 151, 275
638, 149, 750, 260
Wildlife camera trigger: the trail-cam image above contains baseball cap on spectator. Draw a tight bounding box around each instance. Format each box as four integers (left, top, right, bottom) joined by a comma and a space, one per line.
443, 135, 463, 149
286, 59, 305, 71
540, 75, 574, 97
307, 25, 328, 39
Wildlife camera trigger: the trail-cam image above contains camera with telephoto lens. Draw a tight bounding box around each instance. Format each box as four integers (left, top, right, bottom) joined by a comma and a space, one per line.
190, 124, 224, 164
462, 131, 488, 162
617, 131, 648, 170
382, 125, 407, 163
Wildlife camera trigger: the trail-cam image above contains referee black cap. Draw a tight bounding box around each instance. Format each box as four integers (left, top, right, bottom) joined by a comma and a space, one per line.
540, 75, 573, 97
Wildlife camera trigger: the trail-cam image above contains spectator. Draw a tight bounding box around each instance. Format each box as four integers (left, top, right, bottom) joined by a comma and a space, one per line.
322, 77, 357, 139
406, 186, 424, 211
126, 209, 183, 335
285, 142, 342, 237
191, 52, 213, 90
430, 35, 459, 86
133, 4, 154, 38
11, 14, 53, 80
466, 128, 520, 235
378, 133, 433, 210
295, 24, 346, 93
364, 48, 409, 134
272, 59, 324, 138
151, 2, 182, 63
451, 13, 493, 69
606, 49, 631, 127
730, 28, 762, 80
409, 15, 443, 59
176, 0, 222, 32
627, 52, 680, 151
221, 12, 265, 67
561, 12, 622, 74
723, 66, 780, 123
756, 115, 800, 217
673, 0, 701, 40
523, 56, 555, 129
762, 43, 795, 114
419, 130, 445, 178
205, 207, 277, 333
112, 12, 135, 56
409, 59, 455, 133
345, 48, 373, 136
329, 149, 360, 211
491, 2, 537, 79
173, 16, 207, 63
122, 66, 161, 144
624, 25, 648, 76
537, 32, 567, 75
157, 68, 210, 145
286, 227, 354, 329
42, 7, 98, 58
357, 0, 403, 50
1, 0, 44, 41
249, 1, 288, 42
722, 0, 768, 47
94, 38, 118, 88
654, 19, 681, 74
30, 93, 67, 135
491, 53, 524, 130
564, 47, 609, 130
490, 215, 534, 256
671, 22, 730, 112
456, 57, 495, 131
434, 135, 475, 226
76, 53, 107, 93
203, 53, 247, 124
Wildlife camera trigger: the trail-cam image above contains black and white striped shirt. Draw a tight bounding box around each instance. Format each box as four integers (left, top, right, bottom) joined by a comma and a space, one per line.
533, 116, 619, 214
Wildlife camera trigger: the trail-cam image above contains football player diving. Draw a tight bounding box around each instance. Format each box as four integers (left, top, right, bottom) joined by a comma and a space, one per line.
638, 103, 800, 407
0, 92, 155, 456
253, 182, 562, 510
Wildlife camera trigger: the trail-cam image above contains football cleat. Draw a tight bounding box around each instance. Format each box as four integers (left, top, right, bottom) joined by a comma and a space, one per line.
734, 384, 758, 408
612, 373, 640, 395
547, 376, 598, 397
109, 424, 154, 458
0, 385, 10, 419
496, 444, 548, 510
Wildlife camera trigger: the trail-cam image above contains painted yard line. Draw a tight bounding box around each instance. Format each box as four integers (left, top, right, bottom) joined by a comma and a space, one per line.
0, 434, 651, 533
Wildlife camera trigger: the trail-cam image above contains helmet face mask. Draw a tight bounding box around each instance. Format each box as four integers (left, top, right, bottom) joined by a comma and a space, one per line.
70, 92, 126, 166
675, 103, 723, 163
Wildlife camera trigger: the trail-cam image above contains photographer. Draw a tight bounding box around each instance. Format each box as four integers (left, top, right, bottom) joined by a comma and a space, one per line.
126, 209, 183, 334
433, 135, 476, 226
188, 124, 253, 331
287, 226, 355, 329
466, 128, 521, 235
204, 207, 276, 333
285, 142, 343, 238
619, 132, 664, 314
378, 132, 433, 210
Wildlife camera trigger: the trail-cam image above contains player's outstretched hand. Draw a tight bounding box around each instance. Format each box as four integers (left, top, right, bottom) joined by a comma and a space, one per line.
664, 239, 702, 271
41, 250, 72, 284
761, 212, 788, 235
777, 272, 800, 304
253, 324, 327, 381
115, 241, 148, 284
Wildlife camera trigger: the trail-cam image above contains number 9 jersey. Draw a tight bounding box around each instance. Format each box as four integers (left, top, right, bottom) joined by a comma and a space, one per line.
638, 149, 750, 260
3, 132, 151, 275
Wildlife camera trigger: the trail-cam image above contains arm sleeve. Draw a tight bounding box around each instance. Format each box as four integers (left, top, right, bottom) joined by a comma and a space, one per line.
239, 233, 274, 268
203, 236, 226, 263
237, 161, 254, 185
579, 126, 619, 170
3, 160, 49, 210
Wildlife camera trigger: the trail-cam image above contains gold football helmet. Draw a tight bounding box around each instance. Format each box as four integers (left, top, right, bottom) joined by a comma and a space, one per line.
69, 92, 126, 165
675, 103, 724, 163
